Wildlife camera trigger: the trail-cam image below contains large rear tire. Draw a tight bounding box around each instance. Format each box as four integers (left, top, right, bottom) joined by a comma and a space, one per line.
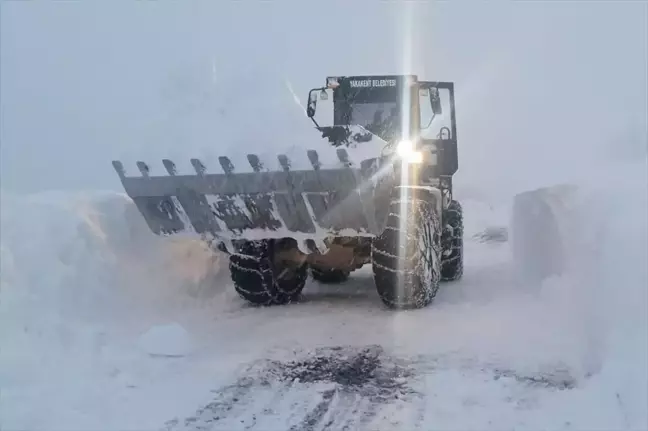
371, 195, 442, 309
229, 240, 307, 306
441, 200, 464, 281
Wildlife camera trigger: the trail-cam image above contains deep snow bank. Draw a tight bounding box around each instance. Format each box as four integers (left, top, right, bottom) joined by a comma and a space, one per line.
0, 189, 229, 369
578, 159, 648, 429
0, 190, 229, 301
0, 190, 234, 430
516, 158, 648, 429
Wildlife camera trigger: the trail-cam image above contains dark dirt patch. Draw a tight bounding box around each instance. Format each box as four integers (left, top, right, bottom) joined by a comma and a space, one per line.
272, 346, 413, 391
266, 345, 417, 402
161, 345, 416, 431
281, 349, 381, 386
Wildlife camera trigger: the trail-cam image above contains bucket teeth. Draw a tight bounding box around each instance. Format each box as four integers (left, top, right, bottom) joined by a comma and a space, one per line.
112, 160, 126, 179
219, 156, 235, 175
307, 150, 321, 170
111, 146, 377, 241
305, 239, 318, 253
277, 154, 291, 172
162, 159, 177, 175
297, 239, 313, 255
336, 149, 351, 167
190, 158, 206, 175
136, 161, 150, 177
247, 154, 263, 172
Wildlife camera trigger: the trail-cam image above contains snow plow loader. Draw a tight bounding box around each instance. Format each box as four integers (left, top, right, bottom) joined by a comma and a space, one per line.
112, 75, 463, 309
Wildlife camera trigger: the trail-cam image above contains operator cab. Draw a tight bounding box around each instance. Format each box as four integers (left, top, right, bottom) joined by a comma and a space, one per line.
307, 75, 448, 144
306, 74, 458, 177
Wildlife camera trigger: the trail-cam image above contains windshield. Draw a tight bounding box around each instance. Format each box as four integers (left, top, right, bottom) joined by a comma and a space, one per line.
349, 102, 400, 138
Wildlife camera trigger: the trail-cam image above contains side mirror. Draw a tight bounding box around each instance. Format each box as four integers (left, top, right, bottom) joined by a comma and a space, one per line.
430, 87, 442, 115
307, 90, 317, 118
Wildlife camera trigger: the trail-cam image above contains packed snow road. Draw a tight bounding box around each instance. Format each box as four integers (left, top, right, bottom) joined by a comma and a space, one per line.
1, 163, 646, 430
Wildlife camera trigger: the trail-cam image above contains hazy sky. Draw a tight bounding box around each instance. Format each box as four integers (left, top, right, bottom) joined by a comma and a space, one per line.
1, 0, 646, 194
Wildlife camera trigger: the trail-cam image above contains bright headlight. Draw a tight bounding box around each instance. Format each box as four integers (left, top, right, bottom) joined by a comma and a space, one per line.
396, 140, 413, 156
396, 140, 423, 164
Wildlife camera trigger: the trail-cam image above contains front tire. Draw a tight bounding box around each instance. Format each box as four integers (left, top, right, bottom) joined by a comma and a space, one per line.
229, 240, 307, 306
371, 194, 442, 309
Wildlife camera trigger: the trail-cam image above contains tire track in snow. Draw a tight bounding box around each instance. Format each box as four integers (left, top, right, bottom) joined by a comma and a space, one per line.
162, 345, 416, 431
162, 345, 580, 431
289, 387, 335, 431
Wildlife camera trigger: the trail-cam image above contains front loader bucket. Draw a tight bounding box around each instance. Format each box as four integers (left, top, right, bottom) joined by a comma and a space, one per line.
112, 150, 386, 248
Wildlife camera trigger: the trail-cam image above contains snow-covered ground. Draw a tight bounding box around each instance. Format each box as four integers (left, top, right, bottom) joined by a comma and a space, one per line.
1, 157, 646, 430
